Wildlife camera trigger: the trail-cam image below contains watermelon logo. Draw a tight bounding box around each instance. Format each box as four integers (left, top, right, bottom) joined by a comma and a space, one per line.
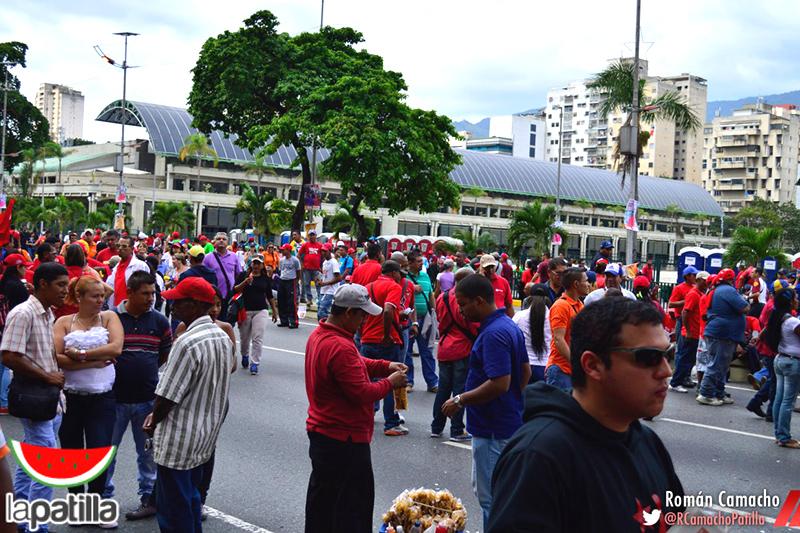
9, 441, 116, 488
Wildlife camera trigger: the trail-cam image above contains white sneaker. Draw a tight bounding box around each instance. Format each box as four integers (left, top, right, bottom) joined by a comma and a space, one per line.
668, 384, 688, 393
721, 397, 734, 404
696, 396, 723, 406
99, 521, 119, 529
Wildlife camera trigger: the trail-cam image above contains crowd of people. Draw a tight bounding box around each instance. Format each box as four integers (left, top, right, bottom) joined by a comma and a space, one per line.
0, 224, 793, 532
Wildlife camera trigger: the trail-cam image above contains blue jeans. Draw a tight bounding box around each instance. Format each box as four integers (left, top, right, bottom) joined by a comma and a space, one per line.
431, 358, 470, 437
58, 391, 117, 495
0, 361, 9, 407
317, 293, 334, 320
15, 414, 62, 533
699, 336, 736, 399
545, 365, 572, 391
472, 436, 510, 531
104, 401, 157, 503
529, 365, 546, 384
156, 464, 204, 533
670, 337, 699, 387
773, 355, 800, 443
302, 269, 320, 303
360, 343, 402, 432
751, 355, 776, 416
406, 314, 437, 389
674, 316, 684, 355
402, 327, 413, 386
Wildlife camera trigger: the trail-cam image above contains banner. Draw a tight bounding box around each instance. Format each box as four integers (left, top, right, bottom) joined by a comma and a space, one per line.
624, 199, 639, 232
0, 194, 6, 210
551, 233, 562, 246
114, 212, 125, 230
115, 186, 127, 204
304, 184, 321, 210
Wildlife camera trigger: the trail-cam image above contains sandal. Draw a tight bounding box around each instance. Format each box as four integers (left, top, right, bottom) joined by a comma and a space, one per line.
777, 439, 800, 449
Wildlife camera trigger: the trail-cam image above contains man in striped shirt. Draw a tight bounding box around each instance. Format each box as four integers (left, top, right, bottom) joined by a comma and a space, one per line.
103, 271, 173, 521
143, 277, 233, 533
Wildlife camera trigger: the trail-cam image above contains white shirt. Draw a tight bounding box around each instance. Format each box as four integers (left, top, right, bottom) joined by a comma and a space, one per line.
512, 306, 551, 367
779, 316, 800, 357
320, 257, 340, 296
583, 287, 636, 307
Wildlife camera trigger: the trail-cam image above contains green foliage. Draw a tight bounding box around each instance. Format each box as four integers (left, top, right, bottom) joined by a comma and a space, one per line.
46, 195, 86, 236
451, 229, 496, 257
507, 201, 569, 258
146, 201, 196, 236
243, 153, 277, 189
0, 42, 50, 175
189, 11, 460, 237
724, 226, 788, 268
179, 134, 218, 180
326, 201, 375, 239
730, 197, 800, 250
231, 182, 293, 237
14, 198, 51, 229
67, 138, 95, 146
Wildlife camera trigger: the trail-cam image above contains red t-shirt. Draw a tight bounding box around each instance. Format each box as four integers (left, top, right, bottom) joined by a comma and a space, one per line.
681, 287, 703, 338
305, 321, 392, 443
669, 282, 693, 316
436, 290, 479, 362
299, 241, 323, 270
350, 260, 382, 287
360, 275, 402, 344
642, 264, 653, 282
96, 247, 119, 263
489, 274, 513, 310
699, 290, 713, 338
398, 278, 415, 327
521, 269, 533, 285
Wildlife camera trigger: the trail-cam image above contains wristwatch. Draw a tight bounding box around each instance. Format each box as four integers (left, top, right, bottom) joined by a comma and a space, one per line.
454, 394, 463, 408
79, 350, 87, 362
412, 322, 419, 327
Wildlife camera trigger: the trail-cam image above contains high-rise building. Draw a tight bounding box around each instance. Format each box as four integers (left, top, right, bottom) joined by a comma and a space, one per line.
702, 102, 800, 215
487, 113, 545, 159
35, 83, 84, 144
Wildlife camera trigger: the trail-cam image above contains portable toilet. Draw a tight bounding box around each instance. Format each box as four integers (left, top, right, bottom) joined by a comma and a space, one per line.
418, 237, 434, 254
705, 248, 726, 275
386, 235, 403, 253
677, 246, 706, 279
403, 236, 418, 252
761, 257, 779, 287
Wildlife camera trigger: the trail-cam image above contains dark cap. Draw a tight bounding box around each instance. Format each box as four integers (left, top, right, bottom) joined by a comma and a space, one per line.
381, 260, 402, 274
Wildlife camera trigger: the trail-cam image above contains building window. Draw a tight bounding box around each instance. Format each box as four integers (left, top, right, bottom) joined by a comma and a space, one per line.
529, 147, 536, 158
530, 124, 537, 132
530, 133, 536, 145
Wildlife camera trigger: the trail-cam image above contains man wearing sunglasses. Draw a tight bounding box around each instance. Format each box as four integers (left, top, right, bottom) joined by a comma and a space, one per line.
488, 297, 684, 533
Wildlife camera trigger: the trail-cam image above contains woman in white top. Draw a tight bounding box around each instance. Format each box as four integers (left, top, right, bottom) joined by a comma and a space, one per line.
512, 285, 552, 384
762, 287, 800, 449
55, 276, 124, 499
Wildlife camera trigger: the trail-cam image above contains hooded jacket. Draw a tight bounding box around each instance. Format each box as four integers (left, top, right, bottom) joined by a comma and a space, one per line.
487, 382, 684, 533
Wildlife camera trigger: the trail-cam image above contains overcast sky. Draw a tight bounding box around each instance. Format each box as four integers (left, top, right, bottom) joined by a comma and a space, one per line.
2, 0, 799, 143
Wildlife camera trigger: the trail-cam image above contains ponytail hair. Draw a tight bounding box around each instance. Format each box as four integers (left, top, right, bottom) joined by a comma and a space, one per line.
764, 288, 796, 352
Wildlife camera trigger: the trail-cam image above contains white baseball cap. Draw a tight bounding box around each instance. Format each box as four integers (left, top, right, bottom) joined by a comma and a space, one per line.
333, 284, 382, 315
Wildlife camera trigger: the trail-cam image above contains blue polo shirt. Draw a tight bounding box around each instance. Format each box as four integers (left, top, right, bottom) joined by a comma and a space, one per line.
704, 283, 748, 342
113, 301, 173, 404
465, 308, 528, 439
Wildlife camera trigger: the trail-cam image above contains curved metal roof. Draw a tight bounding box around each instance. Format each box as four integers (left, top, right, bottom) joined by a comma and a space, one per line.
96, 100, 723, 216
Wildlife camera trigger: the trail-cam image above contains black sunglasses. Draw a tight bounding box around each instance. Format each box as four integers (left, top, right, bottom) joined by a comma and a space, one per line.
606, 343, 675, 367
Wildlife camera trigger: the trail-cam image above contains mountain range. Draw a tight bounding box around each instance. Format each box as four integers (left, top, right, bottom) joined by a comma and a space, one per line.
452, 90, 800, 139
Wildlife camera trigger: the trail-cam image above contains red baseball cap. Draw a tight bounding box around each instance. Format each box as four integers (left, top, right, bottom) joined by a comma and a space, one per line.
500, 253, 508, 259
161, 277, 215, 304
633, 275, 650, 289
321, 243, 333, 251
171, 231, 180, 239
717, 268, 735, 282
348, 248, 356, 254
280, 244, 293, 251
3, 254, 32, 267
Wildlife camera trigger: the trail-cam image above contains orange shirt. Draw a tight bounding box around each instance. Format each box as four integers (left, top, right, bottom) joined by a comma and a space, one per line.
262, 250, 280, 270
546, 294, 584, 374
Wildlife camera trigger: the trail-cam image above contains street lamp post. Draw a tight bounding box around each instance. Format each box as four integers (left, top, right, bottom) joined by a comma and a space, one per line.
625, 0, 642, 267
553, 105, 565, 256
0, 61, 14, 198
112, 32, 138, 189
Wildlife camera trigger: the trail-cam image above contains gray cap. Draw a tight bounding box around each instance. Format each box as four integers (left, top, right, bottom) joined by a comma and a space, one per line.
333, 284, 382, 315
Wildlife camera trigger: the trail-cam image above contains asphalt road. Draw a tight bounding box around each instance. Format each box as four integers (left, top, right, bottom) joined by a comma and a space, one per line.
2, 319, 799, 532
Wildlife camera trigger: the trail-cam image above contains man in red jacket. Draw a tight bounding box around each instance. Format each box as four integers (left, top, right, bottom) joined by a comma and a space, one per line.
304, 284, 408, 533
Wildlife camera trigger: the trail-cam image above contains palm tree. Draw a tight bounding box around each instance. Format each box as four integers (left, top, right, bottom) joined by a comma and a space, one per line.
462, 186, 488, 215
44, 142, 76, 184
15, 202, 51, 230
575, 197, 594, 225
231, 182, 293, 238
179, 134, 218, 180
587, 59, 702, 188
327, 200, 375, 239
243, 153, 277, 193
146, 201, 197, 235
14, 149, 41, 198
507, 201, 570, 258
724, 226, 788, 268
664, 203, 684, 239
46, 195, 86, 236
451, 229, 497, 257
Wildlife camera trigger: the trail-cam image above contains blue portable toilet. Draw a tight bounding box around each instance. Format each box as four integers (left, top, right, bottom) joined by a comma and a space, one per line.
761, 257, 779, 288
705, 248, 725, 275
677, 247, 706, 280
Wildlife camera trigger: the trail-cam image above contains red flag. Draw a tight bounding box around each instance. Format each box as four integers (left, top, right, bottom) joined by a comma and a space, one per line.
0, 199, 16, 247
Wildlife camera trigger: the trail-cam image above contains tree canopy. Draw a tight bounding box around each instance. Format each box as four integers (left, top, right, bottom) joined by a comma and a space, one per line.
188, 11, 461, 239
507, 201, 570, 259
0, 42, 50, 175
730, 197, 800, 250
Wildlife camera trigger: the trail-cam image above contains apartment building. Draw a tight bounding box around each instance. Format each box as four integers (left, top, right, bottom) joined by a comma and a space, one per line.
35, 83, 85, 143
702, 102, 800, 215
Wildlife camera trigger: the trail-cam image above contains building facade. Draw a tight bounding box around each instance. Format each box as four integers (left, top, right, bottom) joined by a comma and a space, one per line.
34, 83, 85, 143
702, 102, 800, 215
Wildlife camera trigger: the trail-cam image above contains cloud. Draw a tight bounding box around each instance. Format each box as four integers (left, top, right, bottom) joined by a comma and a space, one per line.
3, 0, 799, 142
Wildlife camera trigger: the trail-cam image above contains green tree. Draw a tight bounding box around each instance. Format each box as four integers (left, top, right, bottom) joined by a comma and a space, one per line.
507, 201, 570, 258
0, 42, 50, 176
189, 11, 460, 238
179, 134, 218, 180
44, 142, 75, 184
586, 59, 701, 187
45, 195, 86, 236
326, 200, 375, 239
724, 226, 788, 268
451, 229, 496, 257
231, 182, 293, 238
13, 148, 41, 198
14, 198, 51, 229
575, 197, 594, 225
243, 153, 277, 192
462, 186, 488, 214
146, 201, 197, 236
664, 203, 684, 239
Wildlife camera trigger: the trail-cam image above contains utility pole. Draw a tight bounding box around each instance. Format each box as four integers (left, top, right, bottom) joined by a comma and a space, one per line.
554, 105, 564, 256
114, 32, 138, 189
625, 0, 642, 266
0, 61, 13, 199
320, 0, 325, 30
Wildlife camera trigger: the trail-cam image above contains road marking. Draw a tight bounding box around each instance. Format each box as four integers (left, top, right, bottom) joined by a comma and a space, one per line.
659, 418, 774, 441
726, 384, 754, 392
263, 346, 305, 356
443, 441, 472, 450
204, 506, 275, 533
